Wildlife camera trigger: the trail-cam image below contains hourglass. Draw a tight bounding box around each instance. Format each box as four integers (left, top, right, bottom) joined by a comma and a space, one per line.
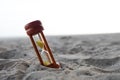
24, 20, 60, 68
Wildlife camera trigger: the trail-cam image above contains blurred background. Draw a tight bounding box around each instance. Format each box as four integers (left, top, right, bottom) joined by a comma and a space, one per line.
0, 0, 120, 38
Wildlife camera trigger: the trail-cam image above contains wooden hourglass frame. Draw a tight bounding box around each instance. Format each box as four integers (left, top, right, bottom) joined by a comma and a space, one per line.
25, 20, 60, 68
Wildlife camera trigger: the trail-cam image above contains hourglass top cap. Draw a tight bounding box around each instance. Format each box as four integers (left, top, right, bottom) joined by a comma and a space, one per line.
25, 20, 44, 35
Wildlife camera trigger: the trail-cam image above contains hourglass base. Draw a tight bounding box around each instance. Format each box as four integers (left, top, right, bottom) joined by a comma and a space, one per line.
43, 62, 60, 68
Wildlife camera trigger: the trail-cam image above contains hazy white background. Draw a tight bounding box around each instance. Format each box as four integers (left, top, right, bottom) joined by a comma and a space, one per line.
0, 0, 120, 37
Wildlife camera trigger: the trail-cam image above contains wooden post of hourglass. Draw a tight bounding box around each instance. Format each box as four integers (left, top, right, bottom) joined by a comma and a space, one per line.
24, 20, 60, 68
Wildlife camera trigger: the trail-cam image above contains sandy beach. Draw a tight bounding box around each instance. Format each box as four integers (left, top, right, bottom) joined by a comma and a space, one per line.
0, 33, 120, 80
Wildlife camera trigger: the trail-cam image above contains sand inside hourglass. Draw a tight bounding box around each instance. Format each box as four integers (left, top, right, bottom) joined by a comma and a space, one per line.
36, 40, 52, 66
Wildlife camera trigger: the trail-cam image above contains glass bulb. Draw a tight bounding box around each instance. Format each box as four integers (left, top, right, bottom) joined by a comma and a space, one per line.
41, 50, 51, 66
36, 39, 52, 66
